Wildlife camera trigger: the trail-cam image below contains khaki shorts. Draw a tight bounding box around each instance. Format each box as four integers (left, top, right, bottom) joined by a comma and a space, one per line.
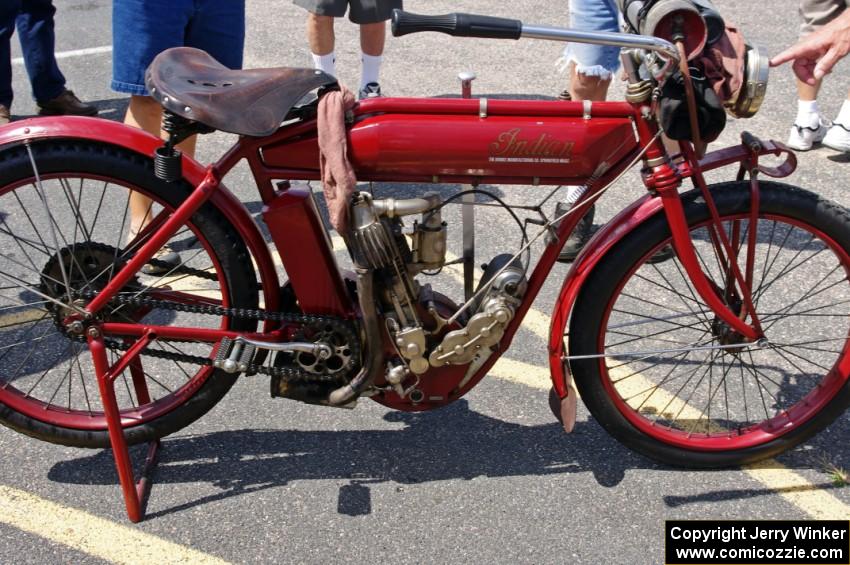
800, 0, 850, 36
293, 0, 402, 24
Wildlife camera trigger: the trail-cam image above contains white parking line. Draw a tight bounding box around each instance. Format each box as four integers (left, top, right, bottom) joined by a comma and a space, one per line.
11, 45, 112, 66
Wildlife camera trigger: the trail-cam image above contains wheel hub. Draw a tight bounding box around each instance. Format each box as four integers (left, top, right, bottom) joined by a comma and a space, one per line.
710, 296, 750, 353
40, 242, 142, 328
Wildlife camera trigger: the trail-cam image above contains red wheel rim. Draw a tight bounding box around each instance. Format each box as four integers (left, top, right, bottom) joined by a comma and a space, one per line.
0, 173, 233, 430
595, 213, 850, 452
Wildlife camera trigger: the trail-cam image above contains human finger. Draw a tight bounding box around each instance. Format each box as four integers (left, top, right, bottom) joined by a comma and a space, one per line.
813, 47, 843, 80
770, 48, 796, 67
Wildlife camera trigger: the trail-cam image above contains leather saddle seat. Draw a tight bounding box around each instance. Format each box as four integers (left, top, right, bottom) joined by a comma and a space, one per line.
145, 47, 337, 137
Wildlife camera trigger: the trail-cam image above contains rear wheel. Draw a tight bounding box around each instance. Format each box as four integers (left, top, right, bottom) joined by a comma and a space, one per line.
0, 140, 258, 447
565, 182, 850, 467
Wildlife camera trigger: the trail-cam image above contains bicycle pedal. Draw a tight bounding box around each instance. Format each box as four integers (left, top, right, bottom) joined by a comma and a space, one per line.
213, 337, 256, 374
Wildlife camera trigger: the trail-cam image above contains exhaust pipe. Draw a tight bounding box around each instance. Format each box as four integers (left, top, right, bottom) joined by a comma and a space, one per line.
328, 267, 383, 406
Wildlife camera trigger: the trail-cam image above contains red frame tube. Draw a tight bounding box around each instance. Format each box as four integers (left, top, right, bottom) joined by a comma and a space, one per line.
85, 168, 222, 315
89, 331, 159, 523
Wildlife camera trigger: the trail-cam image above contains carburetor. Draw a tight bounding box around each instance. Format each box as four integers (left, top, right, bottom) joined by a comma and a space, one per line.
371, 192, 447, 275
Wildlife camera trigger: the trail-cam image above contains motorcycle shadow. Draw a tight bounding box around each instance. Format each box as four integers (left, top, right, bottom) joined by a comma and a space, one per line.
47, 399, 849, 518
47, 399, 655, 517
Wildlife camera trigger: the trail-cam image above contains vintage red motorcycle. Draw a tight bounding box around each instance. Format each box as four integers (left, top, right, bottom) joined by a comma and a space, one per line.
0, 7, 848, 522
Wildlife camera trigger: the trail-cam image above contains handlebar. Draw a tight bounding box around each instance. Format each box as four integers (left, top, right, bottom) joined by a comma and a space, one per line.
391, 10, 680, 65
391, 10, 522, 40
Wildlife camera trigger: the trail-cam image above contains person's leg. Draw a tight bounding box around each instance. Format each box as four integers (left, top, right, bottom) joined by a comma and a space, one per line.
349, 0, 401, 96
0, 1, 20, 116
569, 62, 611, 102
124, 0, 241, 237
294, 0, 346, 75
307, 14, 336, 75
112, 0, 193, 257
359, 21, 384, 56
181, 0, 243, 146
788, 0, 842, 149
561, 0, 620, 97
822, 2, 850, 150
16, 0, 93, 115
558, 0, 620, 262
185, 0, 245, 69
124, 95, 197, 235
358, 22, 384, 93
308, 13, 336, 55
15, 0, 65, 104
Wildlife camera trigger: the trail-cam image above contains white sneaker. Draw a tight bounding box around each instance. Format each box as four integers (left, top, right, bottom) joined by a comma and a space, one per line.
357, 82, 381, 100
786, 118, 829, 151
823, 122, 850, 152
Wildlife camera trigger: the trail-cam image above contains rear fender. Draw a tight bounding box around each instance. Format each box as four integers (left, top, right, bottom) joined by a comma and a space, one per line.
0, 117, 280, 313
548, 192, 663, 397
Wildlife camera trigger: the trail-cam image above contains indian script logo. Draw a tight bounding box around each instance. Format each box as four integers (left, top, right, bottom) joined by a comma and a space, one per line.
488, 128, 574, 164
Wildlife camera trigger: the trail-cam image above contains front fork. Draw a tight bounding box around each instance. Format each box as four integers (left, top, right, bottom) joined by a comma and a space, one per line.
650, 134, 796, 343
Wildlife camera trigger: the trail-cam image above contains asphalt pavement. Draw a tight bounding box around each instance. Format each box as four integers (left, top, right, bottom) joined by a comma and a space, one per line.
1, 1, 849, 564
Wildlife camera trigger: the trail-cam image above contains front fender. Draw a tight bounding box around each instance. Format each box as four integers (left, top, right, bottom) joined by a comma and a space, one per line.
547, 192, 664, 397
0, 116, 280, 313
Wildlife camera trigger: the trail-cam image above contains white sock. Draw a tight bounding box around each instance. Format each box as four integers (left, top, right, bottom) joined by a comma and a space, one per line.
360, 53, 382, 89
312, 52, 336, 77
835, 100, 850, 126
796, 99, 820, 127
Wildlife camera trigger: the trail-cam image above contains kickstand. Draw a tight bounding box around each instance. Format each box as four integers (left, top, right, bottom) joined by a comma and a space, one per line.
89, 331, 162, 522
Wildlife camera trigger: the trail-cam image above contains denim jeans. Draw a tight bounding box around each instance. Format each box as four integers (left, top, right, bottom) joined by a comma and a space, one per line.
112, 0, 245, 96
0, 0, 66, 108
564, 0, 622, 80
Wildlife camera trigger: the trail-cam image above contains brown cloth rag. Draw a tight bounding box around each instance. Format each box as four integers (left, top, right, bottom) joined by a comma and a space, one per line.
699, 25, 747, 105
317, 86, 357, 233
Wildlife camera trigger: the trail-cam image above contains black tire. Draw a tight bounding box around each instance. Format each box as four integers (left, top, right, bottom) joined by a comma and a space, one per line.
0, 140, 258, 448
568, 182, 850, 467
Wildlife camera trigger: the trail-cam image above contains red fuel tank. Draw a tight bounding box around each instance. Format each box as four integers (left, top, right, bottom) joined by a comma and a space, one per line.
260, 98, 640, 185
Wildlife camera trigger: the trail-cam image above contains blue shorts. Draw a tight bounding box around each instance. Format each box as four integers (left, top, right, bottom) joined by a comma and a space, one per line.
112, 0, 245, 96
564, 0, 622, 79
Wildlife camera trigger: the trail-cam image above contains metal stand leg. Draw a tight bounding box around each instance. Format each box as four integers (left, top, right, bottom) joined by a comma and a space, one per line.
462, 191, 476, 301
458, 70, 478, 302
89, 332, 161, 523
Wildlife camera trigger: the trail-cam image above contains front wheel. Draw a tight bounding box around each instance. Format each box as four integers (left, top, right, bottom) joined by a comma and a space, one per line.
565, 182, 850, 467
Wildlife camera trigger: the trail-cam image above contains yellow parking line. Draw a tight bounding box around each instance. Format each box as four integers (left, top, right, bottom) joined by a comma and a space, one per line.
0, 485, 230, 565
0, 308, 47, 329
489, 357, 554, 390
744, 460, 850, 520
610, 366, 850, 518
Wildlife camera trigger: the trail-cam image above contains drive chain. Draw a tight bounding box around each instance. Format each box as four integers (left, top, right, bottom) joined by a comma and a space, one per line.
76, 290, 360, 383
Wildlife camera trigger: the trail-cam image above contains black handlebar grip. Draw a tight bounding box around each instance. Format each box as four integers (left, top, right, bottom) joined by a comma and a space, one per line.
391, 10, 522, 40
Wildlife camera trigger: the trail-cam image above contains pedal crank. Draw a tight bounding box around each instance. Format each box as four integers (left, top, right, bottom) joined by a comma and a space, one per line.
213, 337, 333, 374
